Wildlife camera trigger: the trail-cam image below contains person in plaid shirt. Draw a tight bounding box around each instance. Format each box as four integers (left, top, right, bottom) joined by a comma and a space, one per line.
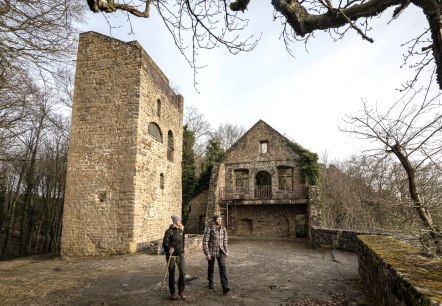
203, 215, 230, 294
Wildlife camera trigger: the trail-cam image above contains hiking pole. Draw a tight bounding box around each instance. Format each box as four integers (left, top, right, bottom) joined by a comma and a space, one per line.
160, 254, 174, 295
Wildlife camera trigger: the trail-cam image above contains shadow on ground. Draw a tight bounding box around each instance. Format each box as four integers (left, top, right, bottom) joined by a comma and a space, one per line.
0, 238, 373, 305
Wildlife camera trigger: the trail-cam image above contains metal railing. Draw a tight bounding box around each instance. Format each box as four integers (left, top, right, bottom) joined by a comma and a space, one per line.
219, 184, 307, 201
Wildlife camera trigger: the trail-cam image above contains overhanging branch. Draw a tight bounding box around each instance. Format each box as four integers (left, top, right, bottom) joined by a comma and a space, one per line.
87, 0, 151, 17
271, 0, 403, 36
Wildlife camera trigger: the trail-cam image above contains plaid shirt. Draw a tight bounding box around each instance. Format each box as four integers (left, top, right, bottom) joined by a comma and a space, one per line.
203, 223, 228, 257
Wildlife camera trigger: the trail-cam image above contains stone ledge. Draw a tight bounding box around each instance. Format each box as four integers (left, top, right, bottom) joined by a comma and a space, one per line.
358, 235, 442, 306
311, 227, 383, 251
140, 234, 203, 255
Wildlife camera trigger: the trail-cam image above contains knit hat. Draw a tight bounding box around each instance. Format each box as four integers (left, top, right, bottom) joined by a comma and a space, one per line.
213, 215, 221, 221
171, 215, 181, 223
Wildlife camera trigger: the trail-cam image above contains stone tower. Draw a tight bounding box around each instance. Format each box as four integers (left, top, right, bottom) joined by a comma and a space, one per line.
61, 32, 183, 256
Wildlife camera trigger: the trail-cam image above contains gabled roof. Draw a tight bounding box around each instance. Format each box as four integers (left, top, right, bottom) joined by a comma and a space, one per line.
223, 119, 320, 185
225, 119, 297, 157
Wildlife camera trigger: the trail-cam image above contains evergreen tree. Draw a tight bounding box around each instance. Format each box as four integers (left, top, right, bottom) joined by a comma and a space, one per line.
194, 138, 225, 196
181, 125, 197, 223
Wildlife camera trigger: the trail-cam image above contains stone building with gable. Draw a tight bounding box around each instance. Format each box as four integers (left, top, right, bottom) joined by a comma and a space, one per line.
61, 32, 184, 256
187, 120, 321, 238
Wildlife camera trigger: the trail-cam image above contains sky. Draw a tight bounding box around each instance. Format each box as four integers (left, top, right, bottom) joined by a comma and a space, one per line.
80, 2, 429, 161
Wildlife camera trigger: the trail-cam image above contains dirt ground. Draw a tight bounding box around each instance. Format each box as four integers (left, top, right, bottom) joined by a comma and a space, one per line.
0, 238, 373, 306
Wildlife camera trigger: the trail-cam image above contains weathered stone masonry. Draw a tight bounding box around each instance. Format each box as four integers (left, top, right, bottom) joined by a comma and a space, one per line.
358, 235, 442, 306
61, 32, 183, 256
188, 120, 320, 238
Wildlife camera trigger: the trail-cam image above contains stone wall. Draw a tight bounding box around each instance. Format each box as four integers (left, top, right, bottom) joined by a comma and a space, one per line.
230, 204, 307, 238
186, 191, 209, 234
224, 160, 304, 196
205, 163, 225, 226
310, 227, 376, 251
144, 234, 203, 255
200, 120, 317, 238
184, 234, 203, 254
307, 186, 322, 229
61, 32, 183, 257
223, 120, 305, 194
358, 235, 442, 306
133, 36, 183, 248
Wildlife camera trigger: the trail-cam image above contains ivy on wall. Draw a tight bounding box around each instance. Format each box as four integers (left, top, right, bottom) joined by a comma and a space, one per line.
286, 141, 320, 185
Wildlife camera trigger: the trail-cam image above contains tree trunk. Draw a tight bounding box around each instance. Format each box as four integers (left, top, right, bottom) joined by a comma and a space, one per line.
391, 144, 441, 254
415, 0, 442, 89
1, 166, 25, 259
19, 115, 44, 256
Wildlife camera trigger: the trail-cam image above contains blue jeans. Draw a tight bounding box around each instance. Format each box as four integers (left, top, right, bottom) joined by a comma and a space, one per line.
166, 254, 185, 294
208, 253, 228, 288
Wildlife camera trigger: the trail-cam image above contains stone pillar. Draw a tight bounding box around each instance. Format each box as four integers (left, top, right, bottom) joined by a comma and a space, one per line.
204, 163, 225, 228
308, 185, 322, 238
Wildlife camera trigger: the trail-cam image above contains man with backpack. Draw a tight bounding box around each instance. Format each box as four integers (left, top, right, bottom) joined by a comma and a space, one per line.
162, 214, 186, 300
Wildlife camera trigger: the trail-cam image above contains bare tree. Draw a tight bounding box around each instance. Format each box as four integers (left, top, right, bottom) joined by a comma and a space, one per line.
321, 153, 442, 249
342, 86, 442, 254
321, 155, 392, 231
184, 107, 245, 176
0, 84, 70, 259
0, 0, 82, 170
0, 1, 83, 259
86, 0, 258, 82
0, 1, 83, 147
85, 0, 442, 90
0, 67, 42, 150
0, 1, 85, 88
184, 106, 212, 156
211, 123, 245, 151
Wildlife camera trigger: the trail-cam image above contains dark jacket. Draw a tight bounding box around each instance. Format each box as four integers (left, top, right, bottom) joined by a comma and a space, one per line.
162, 224, 185, 256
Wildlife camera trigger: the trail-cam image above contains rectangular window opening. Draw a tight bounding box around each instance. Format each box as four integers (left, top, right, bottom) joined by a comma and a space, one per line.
260, 141, 268, 154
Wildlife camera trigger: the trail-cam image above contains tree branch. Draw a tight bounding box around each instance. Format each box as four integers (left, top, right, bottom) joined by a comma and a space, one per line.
271, 0, 402, 37
230, 0, 251, 12
88, 0, 151, 17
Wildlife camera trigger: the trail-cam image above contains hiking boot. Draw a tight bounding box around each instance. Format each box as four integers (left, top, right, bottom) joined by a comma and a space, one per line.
223, 286, 230, 294
208, 282, 214, 289
178, 291, 187, 299
170, 293, 178, 300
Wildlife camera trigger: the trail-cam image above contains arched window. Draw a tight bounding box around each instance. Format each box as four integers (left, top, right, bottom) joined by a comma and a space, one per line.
157, 99, 161, 117
255, 171, 272, 199
160, 173, 164, 189
148, 122, 163, 143
167, 130, 174, 161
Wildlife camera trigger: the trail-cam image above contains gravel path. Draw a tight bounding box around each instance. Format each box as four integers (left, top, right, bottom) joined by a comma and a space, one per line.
0, 238, 372, 305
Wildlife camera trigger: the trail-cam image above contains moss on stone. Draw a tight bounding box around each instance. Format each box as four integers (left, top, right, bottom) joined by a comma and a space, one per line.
358, 235, 442, 303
